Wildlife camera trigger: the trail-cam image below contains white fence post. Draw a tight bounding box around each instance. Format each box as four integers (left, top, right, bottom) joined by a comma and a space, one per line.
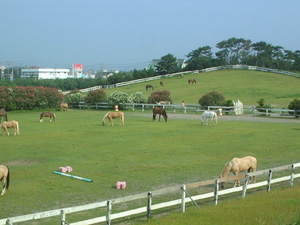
214, 179, 219, 205
242, 174, 250, 198
290, 164, 295, 187
106, 200, 112, 225
60, 209, 66, 225
181, 185, 186, 213
267, 169, 273, 192
147, 192, 152, 219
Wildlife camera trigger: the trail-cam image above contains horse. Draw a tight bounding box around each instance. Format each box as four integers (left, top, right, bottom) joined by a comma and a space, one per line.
102, 111, 124, 126
153, 107, 168, 122
201, 111, 218, 126
0, 121, 20, 136
157, 101, 171, 105
220, 156, 257, 188
188, 79, 196, 84
146, 84, 154, 90
0, 165, 10, 196
160, 81, 164, 87
0, 109, 8, 122
61, 103, 68, 111
40, 112, 56, 122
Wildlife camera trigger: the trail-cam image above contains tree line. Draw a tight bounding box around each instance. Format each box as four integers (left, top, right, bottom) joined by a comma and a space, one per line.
1, 37, 299, 90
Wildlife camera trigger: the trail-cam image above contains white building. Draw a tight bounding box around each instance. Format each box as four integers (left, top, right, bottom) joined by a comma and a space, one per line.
21, 68, 71, 79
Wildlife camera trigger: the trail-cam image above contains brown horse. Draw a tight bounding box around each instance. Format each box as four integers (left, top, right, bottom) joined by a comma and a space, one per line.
220, 156, 257, 188
61, 103, 68, 111
153, 107, 168, 122
0, 121, 20, 136
102, 111, 124, 126
0, 109, 8, 122
40, 112, 56, 122
160, 81, 164, 87
0, 165, 10, 196
146, 84, 154, 90
188, 79, 196, 84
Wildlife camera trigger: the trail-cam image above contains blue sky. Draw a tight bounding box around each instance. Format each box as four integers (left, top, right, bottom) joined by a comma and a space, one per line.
1, 0, 300, 71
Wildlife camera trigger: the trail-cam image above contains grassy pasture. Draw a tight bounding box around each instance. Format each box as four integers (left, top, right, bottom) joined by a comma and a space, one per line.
0, 109, 300, 223
105, 70, 300, 107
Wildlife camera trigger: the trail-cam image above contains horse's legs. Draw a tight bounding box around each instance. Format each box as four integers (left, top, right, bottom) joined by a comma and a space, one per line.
153, 113, 156, 121
159, 114, 161, 121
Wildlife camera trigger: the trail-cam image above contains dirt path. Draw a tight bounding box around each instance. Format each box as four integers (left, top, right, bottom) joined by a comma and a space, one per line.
131, 112, 300, 124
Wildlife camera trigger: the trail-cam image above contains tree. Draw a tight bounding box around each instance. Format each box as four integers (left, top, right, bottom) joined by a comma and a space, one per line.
199, 91, 225, 107
185, 46, 214, 70
155, 54, 178, 74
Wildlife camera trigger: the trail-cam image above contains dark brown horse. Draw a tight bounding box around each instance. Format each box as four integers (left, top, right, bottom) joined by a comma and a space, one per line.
0, 109, 8, 122
146, 84, 154, 90
160, 81, 164, 87
153, 107, 168, 122
188, 79, 196, 84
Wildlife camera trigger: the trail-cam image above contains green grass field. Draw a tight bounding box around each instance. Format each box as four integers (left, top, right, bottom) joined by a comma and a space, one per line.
106, 70, 300, 107
1, 70, 300, 224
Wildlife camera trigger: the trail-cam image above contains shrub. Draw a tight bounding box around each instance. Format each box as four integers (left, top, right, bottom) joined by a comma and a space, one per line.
256, 98, 272, 115
65, 92, 85, 105
147, 90, 173, 104
288, 98, 300, 117
199, 91, 225, 106
85, 89, 107, 104
129, 92, 147, 103
108, 91, 130, 105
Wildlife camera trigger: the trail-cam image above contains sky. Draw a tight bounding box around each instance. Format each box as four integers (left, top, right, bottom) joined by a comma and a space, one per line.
1, 0, 300, 71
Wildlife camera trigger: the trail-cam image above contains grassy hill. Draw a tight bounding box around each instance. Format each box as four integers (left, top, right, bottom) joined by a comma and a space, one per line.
105, 70, 300, 108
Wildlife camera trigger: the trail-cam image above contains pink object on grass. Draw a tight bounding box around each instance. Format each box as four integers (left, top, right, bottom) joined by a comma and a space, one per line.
65, 166, 73, 172
59, 167, 68, 172
116, 181, 126, 189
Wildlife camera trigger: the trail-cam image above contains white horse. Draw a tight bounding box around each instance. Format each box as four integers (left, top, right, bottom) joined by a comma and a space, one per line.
201, 111, 218, 126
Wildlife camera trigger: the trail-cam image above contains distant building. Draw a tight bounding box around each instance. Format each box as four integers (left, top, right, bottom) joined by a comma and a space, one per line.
21, 68, 71, 79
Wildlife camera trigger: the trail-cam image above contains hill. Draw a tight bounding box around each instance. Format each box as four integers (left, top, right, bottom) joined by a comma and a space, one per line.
105, 70, 300, 108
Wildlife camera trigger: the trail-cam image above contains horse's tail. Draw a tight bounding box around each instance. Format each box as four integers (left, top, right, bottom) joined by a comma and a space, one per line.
6, 166, 10, 190
102, 112, 109, 126
16, 121, 20, 135
53, 113, 56, 122
214, 112, 218, 124
121, 112, 125, 125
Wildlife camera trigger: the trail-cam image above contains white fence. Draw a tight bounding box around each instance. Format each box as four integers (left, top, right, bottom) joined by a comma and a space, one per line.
1, 162, 300, 225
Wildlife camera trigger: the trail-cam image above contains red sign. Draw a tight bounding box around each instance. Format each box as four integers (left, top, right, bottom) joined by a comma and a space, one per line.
73, 64, 83, 70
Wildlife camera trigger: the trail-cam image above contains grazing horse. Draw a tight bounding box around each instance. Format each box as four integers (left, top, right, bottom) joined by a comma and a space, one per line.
188, 79, 196, 84
220, 156, 257, 188
0, 121, 20, 136
102, 111, 124, 126
160, 81, 164, 87
201, 111, 218, 126
0, 165, 10, 196
0, 109, 8, 122
61, 103, 68, 111
40, 112, 56, 122
153, 107, 168, 122
146, 84, 154, 90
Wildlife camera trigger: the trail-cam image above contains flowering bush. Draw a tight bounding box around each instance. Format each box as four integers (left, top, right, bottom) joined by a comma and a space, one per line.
147, 90, 173, 104
85, 89, 107, 104
0, 86, 63, 111
108, 91, 130, 105
129, 92, 147, 103
199, 91, 225, 106
65, 92, 85, 105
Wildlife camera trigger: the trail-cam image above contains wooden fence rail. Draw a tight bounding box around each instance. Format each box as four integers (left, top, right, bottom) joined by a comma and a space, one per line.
1, 162, 299, 225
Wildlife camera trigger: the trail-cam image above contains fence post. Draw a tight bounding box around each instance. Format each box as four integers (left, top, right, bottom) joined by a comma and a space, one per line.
181, 184, 186, 213
290, 164, 295, 188
5, 219, 12, 225
60, 209, 66, 225
142, 104, 144, 112
106, 200, 112, 225
214, 179, 219, 205
267, 169, 273, 192
242, 174, 250, 198
147, 192, 152, 219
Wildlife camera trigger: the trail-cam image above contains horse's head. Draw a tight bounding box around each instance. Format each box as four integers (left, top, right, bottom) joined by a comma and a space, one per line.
163, 110, 168, 122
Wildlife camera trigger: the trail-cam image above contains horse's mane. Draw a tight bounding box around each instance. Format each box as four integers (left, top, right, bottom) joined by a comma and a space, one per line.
102, 112, 110, 125
221, 161, 232, 177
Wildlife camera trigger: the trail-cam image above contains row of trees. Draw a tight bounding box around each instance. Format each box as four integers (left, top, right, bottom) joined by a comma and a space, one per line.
0, 37, 299, 90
